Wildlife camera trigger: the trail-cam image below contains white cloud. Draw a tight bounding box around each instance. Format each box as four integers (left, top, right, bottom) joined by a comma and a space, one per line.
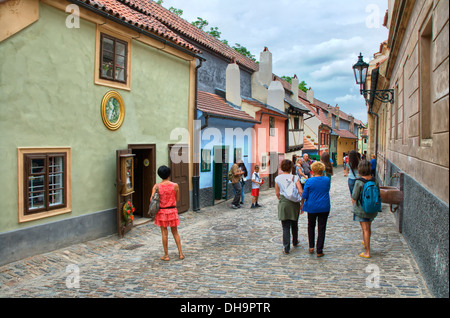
161, 0, 388, 123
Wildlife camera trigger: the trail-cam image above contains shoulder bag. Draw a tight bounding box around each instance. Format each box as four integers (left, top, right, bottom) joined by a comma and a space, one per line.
148, 185, 160, 218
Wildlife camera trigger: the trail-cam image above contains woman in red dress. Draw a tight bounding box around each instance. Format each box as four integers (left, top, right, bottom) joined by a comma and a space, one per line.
151, 166, 185, 261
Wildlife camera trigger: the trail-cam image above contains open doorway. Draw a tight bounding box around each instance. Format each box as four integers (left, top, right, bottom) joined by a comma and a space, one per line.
128, 144, 156, 222
213, 146, 229, 205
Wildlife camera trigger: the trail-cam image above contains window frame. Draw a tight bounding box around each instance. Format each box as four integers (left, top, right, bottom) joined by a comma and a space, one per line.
95, 25, 132, 91
99, 33, 128, 84
24, 153, 67, 215
18, 148, 72, 223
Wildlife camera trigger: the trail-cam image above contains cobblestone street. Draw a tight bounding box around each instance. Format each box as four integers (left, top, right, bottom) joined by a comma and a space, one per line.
0, 168, 431, 299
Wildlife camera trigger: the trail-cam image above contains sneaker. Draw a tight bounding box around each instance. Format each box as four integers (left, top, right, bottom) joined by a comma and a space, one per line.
250, 204, 256, 208
231, 204, 239, 209
255, 203, 262, 208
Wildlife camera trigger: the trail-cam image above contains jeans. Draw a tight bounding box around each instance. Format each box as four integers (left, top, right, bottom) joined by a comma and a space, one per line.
348, 178, 356, 195
281, 219, 299, 253
232, 182, 242, 207
240, 181, 245, 203
307, 212, 330, 254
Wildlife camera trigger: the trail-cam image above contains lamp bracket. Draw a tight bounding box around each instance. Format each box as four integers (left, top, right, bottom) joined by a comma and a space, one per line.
361, 89, 395, 104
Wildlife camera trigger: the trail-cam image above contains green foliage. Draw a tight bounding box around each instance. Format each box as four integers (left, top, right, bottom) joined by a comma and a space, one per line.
169, 7, 183, 17
232, 43, 256, 62
191, 17, 209, 30
158, 1, 257, 63
281, 76, 308, 93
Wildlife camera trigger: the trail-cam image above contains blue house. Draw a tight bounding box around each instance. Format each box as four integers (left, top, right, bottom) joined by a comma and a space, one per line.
196, 89, 258, 207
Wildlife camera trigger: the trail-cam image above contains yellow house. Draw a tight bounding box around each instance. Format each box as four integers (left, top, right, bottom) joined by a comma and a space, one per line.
335, 130, 358, 165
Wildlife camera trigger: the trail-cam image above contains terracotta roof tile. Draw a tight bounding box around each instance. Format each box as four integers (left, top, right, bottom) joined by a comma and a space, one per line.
303, 137, 317, 151
124, 0, 259, 71
76, 0, 200, 53
333, 129, 358, 139
242, 98, 288, 118
198, 91, 259, 123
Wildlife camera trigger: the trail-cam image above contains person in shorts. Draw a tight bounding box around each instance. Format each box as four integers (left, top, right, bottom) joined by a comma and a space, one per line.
250, 165, 263, 208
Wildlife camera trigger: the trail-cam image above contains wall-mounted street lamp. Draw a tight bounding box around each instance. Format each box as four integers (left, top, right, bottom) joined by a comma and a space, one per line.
353, 53, 395, 104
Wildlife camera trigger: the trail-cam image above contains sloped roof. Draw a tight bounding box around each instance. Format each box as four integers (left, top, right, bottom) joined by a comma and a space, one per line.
197, 91, 259, 123
74, 0, 200, 53
303, 137, 317, 151
333, 129, 358, 139
300, 95, 332, 128
242, 98, 288, 118
122, 0, 259, 72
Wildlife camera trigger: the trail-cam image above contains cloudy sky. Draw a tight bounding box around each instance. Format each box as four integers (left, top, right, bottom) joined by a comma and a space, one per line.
161, 0, 389, 123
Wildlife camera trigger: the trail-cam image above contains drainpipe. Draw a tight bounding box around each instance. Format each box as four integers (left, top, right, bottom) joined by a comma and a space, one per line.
192, 59, 203, 212
368, 68, 380, 181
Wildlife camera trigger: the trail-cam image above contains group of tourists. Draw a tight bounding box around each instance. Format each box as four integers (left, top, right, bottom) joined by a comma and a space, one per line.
148, 150, 380, 261
275, 150, 380, 259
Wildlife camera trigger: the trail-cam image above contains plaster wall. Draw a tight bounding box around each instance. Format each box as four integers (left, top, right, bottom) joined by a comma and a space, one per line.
384, 0, 449, 204
0, 3, 191, 234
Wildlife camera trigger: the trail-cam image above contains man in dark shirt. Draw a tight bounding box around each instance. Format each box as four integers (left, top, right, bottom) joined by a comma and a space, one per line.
301, 154, 312, 178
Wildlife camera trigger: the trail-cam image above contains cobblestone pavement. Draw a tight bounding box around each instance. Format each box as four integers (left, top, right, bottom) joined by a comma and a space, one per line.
0, 169, 431, 298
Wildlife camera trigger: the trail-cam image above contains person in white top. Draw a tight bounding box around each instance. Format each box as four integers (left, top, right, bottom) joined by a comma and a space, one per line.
250, 165, 263, 208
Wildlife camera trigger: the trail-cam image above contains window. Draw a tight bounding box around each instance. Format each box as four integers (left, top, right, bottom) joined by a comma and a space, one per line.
269, 117, 275, 136
201, 149, 211, 172
24, 153, 67, 214
100, 33, 128, 83
261, 153, 267, 171
293, 117, 299, 130
18, 148, 71, 223
95, 25, 132, 90
419, 14, 433, 143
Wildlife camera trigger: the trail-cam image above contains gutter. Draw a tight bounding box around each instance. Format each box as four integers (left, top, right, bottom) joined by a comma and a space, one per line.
192, 59, 203, 211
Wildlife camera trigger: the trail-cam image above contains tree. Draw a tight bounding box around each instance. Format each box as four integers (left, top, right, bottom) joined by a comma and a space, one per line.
158, 2, 256, 63
281, 76, 308, 93
191, 17, 209, 31
155, 1, 183, 17
232, 43, 256, 62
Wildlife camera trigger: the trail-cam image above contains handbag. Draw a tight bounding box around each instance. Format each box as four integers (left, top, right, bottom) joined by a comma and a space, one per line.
148, 185, 160, 218
283, 175, 302, 202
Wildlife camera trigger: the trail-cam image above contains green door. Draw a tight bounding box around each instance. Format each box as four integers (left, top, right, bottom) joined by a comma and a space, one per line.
213, 146, 229, 202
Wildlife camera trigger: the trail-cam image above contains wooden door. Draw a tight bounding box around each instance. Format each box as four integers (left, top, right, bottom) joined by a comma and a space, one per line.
168, 144, 189, 213
116, 149, 134, 237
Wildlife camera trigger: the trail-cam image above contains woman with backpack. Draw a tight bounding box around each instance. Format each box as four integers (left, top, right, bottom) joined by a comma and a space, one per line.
346, 150, 360, 195
351, 160, 381, 259
275, 159, 303, 255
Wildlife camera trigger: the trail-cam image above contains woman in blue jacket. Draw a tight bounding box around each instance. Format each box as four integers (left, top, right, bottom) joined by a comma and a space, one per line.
301, 161, 331, 257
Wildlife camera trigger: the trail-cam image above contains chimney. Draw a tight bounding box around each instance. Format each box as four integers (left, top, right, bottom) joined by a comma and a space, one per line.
349, 115, 355, 133
334, 104, 340, 130
226, 58, 242, 106
259, 47, 273, 87
306, 87, 314, 103
291, 74, 299, 102
267, 80, 284, 112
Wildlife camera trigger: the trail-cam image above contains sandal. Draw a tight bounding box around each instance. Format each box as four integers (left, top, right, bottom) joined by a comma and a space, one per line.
179, 254, 185, 260
160, 255, 170, 261
359, 252, 371, 259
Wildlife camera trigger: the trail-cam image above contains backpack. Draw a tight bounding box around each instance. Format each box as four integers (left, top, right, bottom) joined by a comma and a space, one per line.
357, 178, 382, 213
283, 175, 302, 202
